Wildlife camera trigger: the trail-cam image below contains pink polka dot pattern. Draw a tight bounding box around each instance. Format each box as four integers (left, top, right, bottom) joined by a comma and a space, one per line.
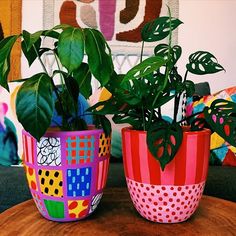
126, 178, 205, 223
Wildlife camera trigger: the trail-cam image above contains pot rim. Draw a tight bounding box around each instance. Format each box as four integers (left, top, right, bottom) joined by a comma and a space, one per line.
122, 126, 211, 136
22, 126, 104, 138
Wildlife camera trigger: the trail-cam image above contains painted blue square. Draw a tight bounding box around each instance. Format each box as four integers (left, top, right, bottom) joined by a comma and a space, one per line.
67, 167, 92, 197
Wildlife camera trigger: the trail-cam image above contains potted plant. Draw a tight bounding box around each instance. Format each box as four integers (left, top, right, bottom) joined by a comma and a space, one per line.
0, 25, 113, 221
90, 8, 236, 223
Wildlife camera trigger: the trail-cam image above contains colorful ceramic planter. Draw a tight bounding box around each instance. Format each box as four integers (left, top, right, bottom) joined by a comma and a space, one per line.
22, 129, 111, 222
122, 127, 211, 223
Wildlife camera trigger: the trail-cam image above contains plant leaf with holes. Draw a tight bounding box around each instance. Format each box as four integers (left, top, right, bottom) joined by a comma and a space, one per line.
16, 73, 54, 141
141, 17, 183, 42
204, 99, 236, 146
186, 51, 225, 75
147, 121, 183, 170
122, 56, 166, 83
154, 44, 182, 67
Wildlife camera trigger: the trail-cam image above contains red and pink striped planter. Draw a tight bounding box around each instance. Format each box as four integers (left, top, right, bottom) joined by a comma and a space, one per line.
122, 127, 211, 223
22, 128, 111, 222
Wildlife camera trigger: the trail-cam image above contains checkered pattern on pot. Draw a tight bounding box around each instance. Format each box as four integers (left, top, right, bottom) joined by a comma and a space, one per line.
66, 135, 95, 165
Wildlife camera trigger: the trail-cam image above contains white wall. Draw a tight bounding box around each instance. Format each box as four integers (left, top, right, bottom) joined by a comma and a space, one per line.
178, 0, 236, 93
21, 0, 236, 93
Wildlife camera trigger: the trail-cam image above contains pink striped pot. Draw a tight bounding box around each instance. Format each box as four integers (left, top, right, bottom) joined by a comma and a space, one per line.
22, 129, 111, 222
122, 127, 211, 223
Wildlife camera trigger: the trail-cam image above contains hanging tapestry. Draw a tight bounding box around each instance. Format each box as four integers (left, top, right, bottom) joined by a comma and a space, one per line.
43, 0, 179, 54
0, 0, 22, 81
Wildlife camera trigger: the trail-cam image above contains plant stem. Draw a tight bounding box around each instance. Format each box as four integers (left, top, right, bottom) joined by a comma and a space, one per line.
142, 104, 146, 131
184, 70, 188, 82
33, 44, 66, 125
140, 41, 145, 63
54, 51, 65, 91
178, 111, 203, 124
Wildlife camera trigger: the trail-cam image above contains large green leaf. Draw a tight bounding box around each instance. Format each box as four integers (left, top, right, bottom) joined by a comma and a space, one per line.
22, 30, 44, 52
22, 36, 42, 66
204, 99, 236, 146
73, 63, 92, 99
0, 35, 18, 91
84, 28, 113, 86
122, 56, 166, 83
186, 51, 225, 75
57, 27, 84, 73
141, 17, 183, 42
147, 121, 183, 170
16, 73, 54, 141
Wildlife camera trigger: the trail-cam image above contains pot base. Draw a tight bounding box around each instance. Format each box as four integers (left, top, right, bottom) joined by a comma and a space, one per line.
126, 178, 205, 223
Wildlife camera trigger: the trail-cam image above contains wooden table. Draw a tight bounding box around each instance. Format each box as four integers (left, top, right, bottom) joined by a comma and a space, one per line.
0, 187, 236, 236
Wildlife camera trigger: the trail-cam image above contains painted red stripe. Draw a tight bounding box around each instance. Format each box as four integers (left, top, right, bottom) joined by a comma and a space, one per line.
121, 129, 129, 178
122, 130, 135, 180
185, 135, 197, 185
160, 155, 175, 185
102, 159, 109, 188
174, 134, 187, 185
97, 162, 103, 190
24, 135, 29, 163
130, 132, 141, 182
147, 150, 161, 185
201, 133, 210, 182
31, 136, 35, 164
195, 134, 205, 183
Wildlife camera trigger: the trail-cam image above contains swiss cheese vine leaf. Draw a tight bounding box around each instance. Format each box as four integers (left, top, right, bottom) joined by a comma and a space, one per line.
204, 99, 236, 146
186, 51, 225, 75
141, 16, 183, 42
147, 121, 183, 170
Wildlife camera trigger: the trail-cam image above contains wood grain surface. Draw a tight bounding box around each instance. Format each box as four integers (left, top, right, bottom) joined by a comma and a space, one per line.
0, 187, 236, 236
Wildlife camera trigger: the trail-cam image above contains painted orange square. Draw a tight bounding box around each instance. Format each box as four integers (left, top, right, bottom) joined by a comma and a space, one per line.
87, 142, 91, 148
71, 142, 76, 148
71, 159, 76, 165
80, 142, 85, 148
71, 150, 76, 157
87, 150, 91, 156
79, 150, 85, 156
80, 159, 84, 164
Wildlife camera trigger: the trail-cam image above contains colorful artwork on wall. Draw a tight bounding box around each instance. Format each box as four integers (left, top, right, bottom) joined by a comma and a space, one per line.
0, 0, 22, 81
43, 0, 179, 53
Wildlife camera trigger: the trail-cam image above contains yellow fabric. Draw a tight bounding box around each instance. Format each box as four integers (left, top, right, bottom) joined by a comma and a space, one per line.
0, 0, 22, 81
210, 132, 225, 150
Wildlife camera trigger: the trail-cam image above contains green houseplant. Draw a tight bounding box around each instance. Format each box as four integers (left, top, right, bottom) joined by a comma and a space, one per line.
90, 9, 236, 223
0, 25, 113, 221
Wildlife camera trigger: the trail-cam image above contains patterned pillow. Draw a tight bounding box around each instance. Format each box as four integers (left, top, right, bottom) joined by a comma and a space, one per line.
186, 87, 236, 166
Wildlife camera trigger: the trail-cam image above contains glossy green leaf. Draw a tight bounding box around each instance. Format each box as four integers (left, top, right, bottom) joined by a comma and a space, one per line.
58, 27, 84, 73
184, 80, 195, 97
122, 56, 166, 83
22, 37, 42, 66
204, 99, 236, 146
154, 44, 182, 67
147, 121, 183, 170
186, 51, 225, 75
0, 35, 18, 91
84, 28, 113, 86
16, 73, 54, 141
141, 16, 183, 42
73, 63, 92, 99
22, 30, 43, 51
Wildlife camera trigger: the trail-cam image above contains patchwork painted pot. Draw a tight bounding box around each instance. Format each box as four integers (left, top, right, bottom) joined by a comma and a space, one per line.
22, 129, 111, 222
122, 127, 211, 223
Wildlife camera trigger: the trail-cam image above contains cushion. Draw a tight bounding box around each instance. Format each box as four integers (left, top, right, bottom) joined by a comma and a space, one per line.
186, 86, 236, 166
